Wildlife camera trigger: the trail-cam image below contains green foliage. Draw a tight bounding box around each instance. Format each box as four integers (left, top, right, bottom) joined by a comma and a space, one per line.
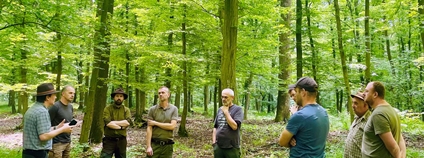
0, 145, 20, 158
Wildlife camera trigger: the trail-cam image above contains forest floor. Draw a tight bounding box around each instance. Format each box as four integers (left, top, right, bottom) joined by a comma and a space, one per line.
1, 109, 423, 158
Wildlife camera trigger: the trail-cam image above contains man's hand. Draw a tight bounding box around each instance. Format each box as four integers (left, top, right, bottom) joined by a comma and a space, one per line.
147, 120, 157, 126
289, 138, 296, 147
146, 146, 153, 156
59, 123, 73, 134
57, 119, 66, 128
221, 106, 229, 114
290, 106, 298, 114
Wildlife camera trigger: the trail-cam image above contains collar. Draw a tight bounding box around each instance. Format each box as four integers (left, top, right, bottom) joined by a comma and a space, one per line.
354, 110, 371, 121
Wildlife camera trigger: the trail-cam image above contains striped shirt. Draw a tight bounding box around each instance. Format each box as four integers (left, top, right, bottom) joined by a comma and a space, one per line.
23, 102, 52, 150
344, 110, 371, 158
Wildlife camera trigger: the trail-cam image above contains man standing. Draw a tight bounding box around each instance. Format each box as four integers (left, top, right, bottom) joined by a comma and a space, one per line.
344, 92, 371, 158
48, 86, 75, 158
101, 88, 133, 158
146, 86, 178, 158
362, 81, 406, 158
278, 77, 329, 158
23, 83, 73, 158
212, 88, 244, 158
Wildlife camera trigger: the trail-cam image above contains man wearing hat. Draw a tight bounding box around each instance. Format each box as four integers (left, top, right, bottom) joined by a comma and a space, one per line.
344, 92, 371, 158
23, 83, 73, 158
278, 77, 329, 158
101, 88, 133, 158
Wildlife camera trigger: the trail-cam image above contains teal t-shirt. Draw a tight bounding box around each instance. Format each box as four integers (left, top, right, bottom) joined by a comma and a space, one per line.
286, 104, 329, 158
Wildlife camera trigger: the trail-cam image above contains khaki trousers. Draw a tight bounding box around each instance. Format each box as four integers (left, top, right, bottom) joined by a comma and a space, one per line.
49, 142, 71, 158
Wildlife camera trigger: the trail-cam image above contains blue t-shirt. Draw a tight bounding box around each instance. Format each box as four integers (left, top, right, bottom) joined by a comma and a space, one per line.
286, 104, 329, 158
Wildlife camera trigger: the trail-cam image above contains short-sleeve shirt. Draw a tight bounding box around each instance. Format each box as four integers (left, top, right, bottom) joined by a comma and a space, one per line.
49, 101, 73, 143
344, 110, 371, 158
147, 104, 178, 140
23, 102, 52, 150
103, 104, 133, 137
286, 104, 329, 158
213, 104, 244, 149
362, 105, 401, 158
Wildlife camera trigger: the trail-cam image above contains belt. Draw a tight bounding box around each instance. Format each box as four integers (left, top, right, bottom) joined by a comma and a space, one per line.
103, 136, 126, 141
151, 138, 174, 145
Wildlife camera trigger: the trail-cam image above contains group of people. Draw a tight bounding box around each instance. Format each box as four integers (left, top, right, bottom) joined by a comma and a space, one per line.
22, 77, 405, 158
22, 83, 243, 158
279, 77, 406, 158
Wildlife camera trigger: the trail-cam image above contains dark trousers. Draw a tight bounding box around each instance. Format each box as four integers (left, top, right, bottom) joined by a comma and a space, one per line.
100, 137, 127, 158
147, 140, 174, 158
22, 149, 49, 158
213, 145, 240, 158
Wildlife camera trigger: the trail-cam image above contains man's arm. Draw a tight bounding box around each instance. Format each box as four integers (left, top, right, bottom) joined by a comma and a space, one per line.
399, 134, 406, 158
106, 120, 130, 129
39, 124, 72, 141
148, 120, 177, 130
379, 131, 400, 158
146, 125, 153, 156
278, 129, 294, 148
212, 128, 216, 144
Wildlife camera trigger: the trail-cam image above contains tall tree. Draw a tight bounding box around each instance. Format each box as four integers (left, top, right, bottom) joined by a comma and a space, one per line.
364, 0, 371, 83
275, 0, 292, 122
178, 3, 188, 137
420, 0, 424, 49
334, 0, 354, 122
220, 0, 238, 96
296, 0, 303, 78
80, 0, 115, 144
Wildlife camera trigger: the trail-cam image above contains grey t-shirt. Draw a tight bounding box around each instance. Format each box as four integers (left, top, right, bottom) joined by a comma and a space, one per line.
214, 104, 244, 149
49, 101, 73, 143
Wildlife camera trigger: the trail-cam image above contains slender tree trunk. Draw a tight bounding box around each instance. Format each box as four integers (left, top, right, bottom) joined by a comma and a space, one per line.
275, 0, 292, 123
55, 33, 62, 92
305, 0, 319, 103
134, 66, 142, 122
9, 90, 16, 114
175, 86, 181, 109
296, 0, 303, 79
77, 53, 85, 108
203, 85, 209, 114
334, 0, 354, 122
80, 0, 114, 144
221, 0, 238, 99
244, 73, 253, 120
419, 0, 424, 49
364, 0, 371, 83
178, 5, 188, 137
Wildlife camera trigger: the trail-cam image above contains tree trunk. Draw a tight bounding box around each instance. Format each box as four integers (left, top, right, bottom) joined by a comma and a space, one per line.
178, 5, 188, 137
221, 0, 238, 99
275, 0, 292, 123
9, 90, 16, 114
203, 85, 209, 115
134, 66, 142, 122
77, 53, 85, 108
296, 0, 303, 79
419, 0, 424, 49
306, 0, 319, 103
175, 86, 181, 109
55, 33, 62, 92
79, 0, 114, 144
244, 73, 253, 120
334, 0, 354, 122
364, 0, 371, 84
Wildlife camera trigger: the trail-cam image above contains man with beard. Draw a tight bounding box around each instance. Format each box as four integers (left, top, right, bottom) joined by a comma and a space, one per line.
278, 77, 329, 158
101, 88, 133, 158
212, 88, 244, 158
362, 81, 406, 158
48, 86, 76, 158
146, 86, 178, 158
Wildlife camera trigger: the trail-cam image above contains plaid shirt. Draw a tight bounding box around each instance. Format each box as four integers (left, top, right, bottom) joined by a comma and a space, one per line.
344, 110, 371, 158
23, 102, 52, 150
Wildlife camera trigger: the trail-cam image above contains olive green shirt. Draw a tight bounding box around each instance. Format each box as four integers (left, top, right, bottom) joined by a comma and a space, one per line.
147, 104, 178, 140
103, 104, 133, 137
362, 104, 401, 158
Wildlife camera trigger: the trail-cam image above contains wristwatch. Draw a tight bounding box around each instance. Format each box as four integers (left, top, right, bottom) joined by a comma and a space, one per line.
120, 126, 123, 130
53, 126, 57, 130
